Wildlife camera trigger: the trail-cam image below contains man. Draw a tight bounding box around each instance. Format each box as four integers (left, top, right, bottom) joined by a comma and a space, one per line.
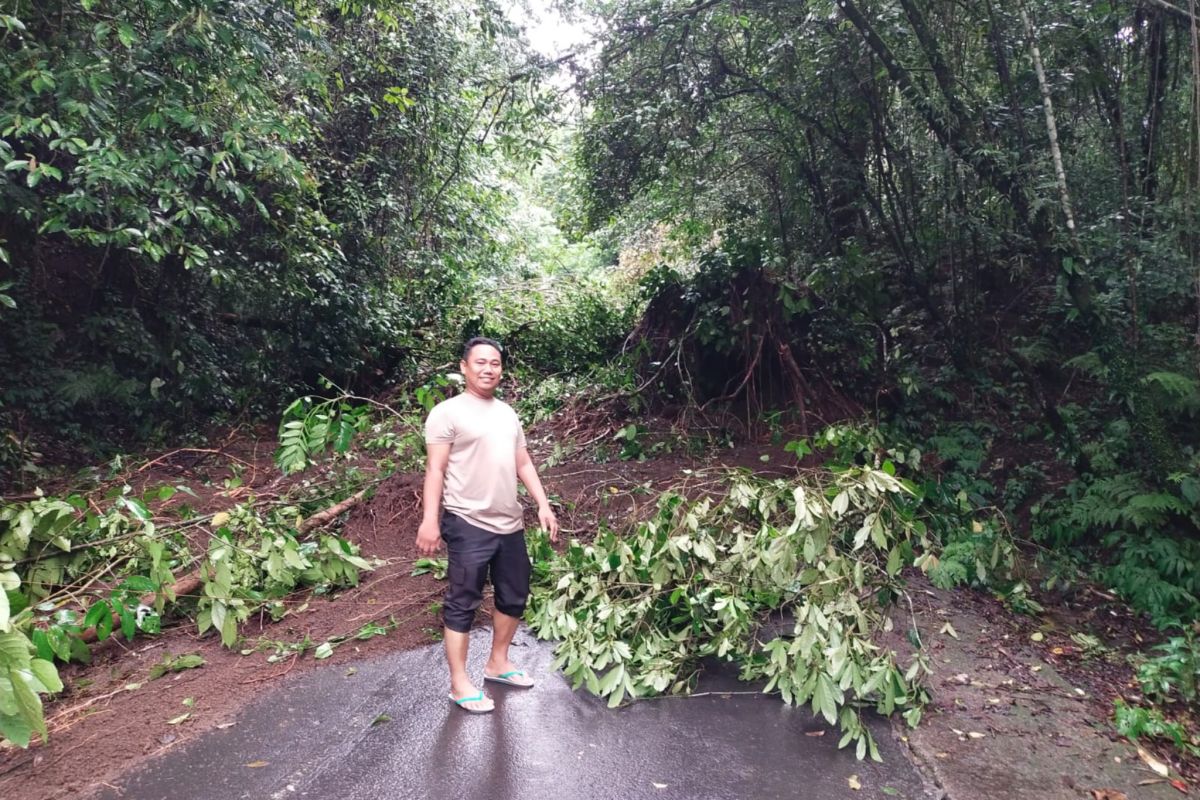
416, 336, 559, 714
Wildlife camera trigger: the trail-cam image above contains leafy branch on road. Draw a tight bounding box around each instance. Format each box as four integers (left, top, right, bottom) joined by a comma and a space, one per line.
528, 427, 1012, 759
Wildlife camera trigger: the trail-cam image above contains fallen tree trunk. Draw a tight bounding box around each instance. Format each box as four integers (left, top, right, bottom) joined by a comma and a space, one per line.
299, 487, 369, 533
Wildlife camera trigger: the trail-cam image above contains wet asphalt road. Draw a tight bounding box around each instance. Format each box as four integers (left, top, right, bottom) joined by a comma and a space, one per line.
97, 628, 933, 800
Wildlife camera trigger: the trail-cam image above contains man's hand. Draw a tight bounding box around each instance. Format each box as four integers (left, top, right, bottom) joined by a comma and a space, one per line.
538, 504, 559, 542
415, 519, 442, 555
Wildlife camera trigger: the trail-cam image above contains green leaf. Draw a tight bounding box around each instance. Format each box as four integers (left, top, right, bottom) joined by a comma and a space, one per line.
886, 547, 903, 576
172, 654, 206, 671
815, 675, 839, 725
9, 667, 46, 742
44, 627, 72, 663
149, 653, 206, 680
69, 638, 91, 664
121, 498, 151, 522
334, 418, 356, 453
119, 575, 156, 594
209, 601, 227, 635
0, 709, 33, 748
117, 22, 136, 46
30, 630, 52, 663
0, 673, 15, 715
340, 554, 372, 571
220, 612, 238, 648
83, 600, 111, 631
96, 605, 114, 641
120, 608, 136, 641
29, 660, 62, 693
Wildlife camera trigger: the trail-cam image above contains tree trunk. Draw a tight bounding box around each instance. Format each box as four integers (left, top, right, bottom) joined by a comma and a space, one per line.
1138, 7, 1171, 215
1019, 3, 1080, 250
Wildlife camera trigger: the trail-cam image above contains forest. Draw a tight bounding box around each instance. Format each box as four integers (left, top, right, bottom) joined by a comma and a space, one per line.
1, 0, 1198, 791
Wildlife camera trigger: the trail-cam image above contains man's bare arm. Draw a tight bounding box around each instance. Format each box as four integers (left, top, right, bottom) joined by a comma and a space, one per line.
416, 443, 451, 555
516, 446, 558, 541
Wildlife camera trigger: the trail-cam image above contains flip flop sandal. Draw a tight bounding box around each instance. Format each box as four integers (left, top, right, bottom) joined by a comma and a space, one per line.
483, 670, 534, 688
448, 691, 494, 714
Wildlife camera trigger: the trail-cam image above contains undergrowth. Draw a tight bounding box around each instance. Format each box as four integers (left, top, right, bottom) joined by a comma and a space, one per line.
900, 357, 1200, 765
1115, 630, 1200, 759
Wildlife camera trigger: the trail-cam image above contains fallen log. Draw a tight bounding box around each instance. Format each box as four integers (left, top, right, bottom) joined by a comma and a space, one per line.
299, 487, 369, 533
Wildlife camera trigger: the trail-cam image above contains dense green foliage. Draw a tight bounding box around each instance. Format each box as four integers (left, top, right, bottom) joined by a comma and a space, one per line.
0, 0, 552, 466
3, 0, 1200, 762
570, 0, 1200, 626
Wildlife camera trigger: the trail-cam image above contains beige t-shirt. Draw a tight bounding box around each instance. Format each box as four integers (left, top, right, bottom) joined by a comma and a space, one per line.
424, 392, 527, 534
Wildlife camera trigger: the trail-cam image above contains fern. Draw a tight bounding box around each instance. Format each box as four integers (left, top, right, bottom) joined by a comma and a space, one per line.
1142, 371, 1200, 415
1142, 371, 1199, 399
55, 367, 140, 408
1059, 475, 1146, 532
1038, 467, 1200, 627
1057, 475, 1193, 535
1125, 493, 1188, 526
1104, 536, 1200, 628
1063, 350, 1108, 380
1012, 336, 1054, 366
926, 522, 1017, 590
928, 552, 970, 589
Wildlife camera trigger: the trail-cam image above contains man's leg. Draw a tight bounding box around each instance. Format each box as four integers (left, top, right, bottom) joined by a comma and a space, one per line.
485, 609, 521, 676
484, 531, 533, 682
441, 515, 496, 711
444, 629, 481, 699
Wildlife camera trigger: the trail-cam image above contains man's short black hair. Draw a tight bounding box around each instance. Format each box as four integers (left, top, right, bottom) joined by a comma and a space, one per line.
461, 336, 504, 362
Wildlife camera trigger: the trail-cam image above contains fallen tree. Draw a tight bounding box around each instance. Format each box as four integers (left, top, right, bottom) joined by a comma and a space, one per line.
527, 425, 1017, 759
0, 474, 376, 748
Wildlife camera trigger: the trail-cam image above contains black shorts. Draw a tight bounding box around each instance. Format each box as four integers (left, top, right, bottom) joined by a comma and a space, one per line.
440, 513, 531, 633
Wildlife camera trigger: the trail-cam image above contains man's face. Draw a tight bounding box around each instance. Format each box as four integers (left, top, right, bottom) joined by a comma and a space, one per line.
461, 344, 503, 397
